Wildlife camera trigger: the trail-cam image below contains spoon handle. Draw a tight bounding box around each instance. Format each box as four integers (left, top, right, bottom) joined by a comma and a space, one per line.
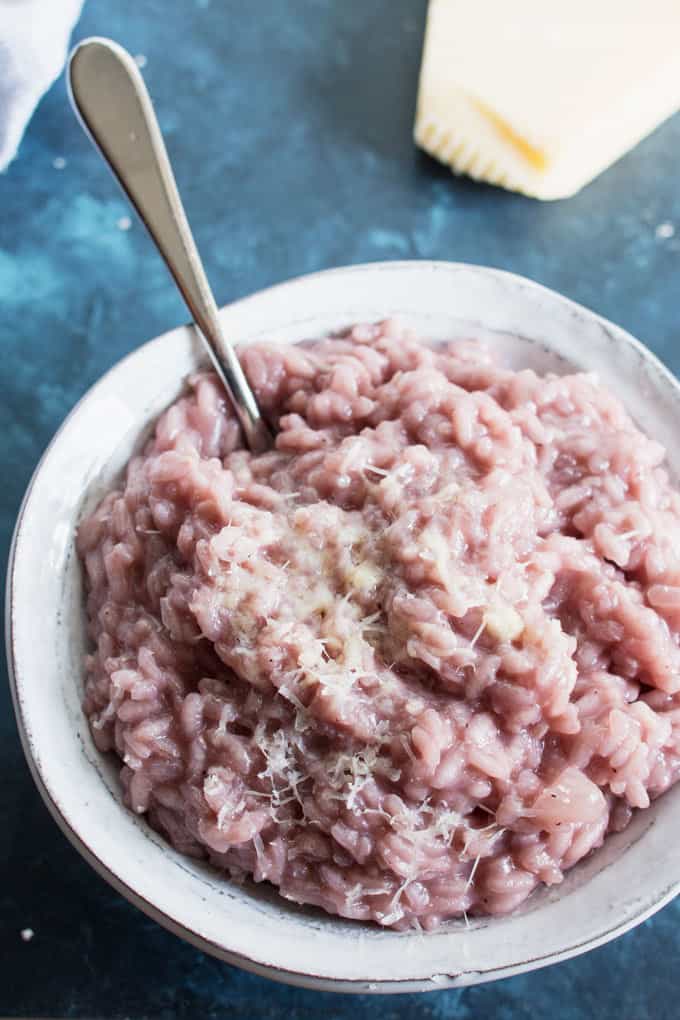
68, 37, 272, 453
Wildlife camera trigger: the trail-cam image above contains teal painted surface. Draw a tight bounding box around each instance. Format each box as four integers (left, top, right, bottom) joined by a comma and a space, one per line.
2, 2, 680, 1016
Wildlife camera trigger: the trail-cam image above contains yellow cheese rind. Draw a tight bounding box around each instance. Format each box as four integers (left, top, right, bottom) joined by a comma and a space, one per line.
415, 0, 680, 200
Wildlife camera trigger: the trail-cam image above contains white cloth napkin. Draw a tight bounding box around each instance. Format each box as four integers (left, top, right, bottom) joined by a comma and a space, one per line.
0, 0, 84, 169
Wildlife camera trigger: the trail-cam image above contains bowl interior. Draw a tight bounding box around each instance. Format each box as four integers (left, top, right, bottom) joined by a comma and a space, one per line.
9, 261, 680, 992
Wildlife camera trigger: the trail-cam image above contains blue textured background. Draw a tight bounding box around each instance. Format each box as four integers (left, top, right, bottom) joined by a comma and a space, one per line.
3, 2, 680, 1017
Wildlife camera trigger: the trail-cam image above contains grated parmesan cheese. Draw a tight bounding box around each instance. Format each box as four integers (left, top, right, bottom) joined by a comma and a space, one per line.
484, 604, 524, 642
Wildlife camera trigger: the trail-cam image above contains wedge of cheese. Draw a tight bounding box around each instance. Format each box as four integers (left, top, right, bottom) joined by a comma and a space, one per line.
415, 0, 680, 200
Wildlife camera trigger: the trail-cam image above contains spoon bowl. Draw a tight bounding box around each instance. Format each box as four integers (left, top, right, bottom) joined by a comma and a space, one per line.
8, 260, 680, 991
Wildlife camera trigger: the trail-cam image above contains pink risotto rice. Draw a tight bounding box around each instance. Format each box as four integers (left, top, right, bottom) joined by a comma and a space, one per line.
78, 320, 680, 930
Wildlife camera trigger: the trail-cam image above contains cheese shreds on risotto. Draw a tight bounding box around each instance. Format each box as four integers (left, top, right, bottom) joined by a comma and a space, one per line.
78, 320, 680, 930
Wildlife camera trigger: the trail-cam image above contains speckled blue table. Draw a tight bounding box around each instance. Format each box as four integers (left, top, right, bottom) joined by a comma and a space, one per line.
3, 2, 680, 1018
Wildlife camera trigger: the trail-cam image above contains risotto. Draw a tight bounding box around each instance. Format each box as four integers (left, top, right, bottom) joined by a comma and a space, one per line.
78, 320, 680, 930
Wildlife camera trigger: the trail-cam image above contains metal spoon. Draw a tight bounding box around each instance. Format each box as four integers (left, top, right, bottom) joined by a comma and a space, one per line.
68, 37, 272, 453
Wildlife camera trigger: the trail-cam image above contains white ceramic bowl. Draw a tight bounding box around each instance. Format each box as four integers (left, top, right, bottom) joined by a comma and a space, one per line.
7, 261, 680, 992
